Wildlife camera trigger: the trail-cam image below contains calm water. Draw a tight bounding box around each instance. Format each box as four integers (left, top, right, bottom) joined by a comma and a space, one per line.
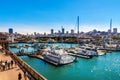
9, 43, 120, 80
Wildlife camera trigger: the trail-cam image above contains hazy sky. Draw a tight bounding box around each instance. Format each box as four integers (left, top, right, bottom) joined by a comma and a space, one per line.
0, 0, 120, 34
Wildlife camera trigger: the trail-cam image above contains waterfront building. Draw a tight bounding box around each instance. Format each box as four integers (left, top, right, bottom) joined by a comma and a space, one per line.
9, 28, 13, 34
0, 33, 8, 49
8, 35, 15, 42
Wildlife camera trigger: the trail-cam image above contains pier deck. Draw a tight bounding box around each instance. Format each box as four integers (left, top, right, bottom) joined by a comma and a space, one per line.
29, 55, 59, 66
0, 52, 29, 80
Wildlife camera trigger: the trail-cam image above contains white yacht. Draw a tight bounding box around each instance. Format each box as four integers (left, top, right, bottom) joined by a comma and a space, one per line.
44, 48, 76, 65
70, 45, 98, 58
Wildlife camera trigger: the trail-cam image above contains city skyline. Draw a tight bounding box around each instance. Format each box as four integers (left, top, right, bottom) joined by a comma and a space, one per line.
1, 0, 120, 34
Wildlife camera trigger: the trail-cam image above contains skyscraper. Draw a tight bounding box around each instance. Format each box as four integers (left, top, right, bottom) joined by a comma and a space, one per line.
51, 29, 54, 34
34, 32, 36, 36
71, 29, 74, 34
62, 27, 65, 34
9, 28, 13, 34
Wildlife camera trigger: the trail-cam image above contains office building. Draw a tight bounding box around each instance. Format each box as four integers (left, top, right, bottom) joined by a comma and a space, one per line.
113, 28, 117, 34
9, 28, 13, 34
71, 29, 74, 34
51, 29, 54, 34
62, 27, 65, 34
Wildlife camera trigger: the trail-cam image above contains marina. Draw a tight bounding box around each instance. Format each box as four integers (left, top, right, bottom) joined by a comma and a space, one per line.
20, 51, 120, 80
9, 43, 120, 80
1, 0, 120, 80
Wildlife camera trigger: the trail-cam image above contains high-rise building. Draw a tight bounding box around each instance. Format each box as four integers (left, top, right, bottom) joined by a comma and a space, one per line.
113, 28, 117, 34
71, 29, 74, 34
9, 28, 13, 34
58, 30, 61, 34
62, 27, 65, 34
51, 29, 54, 34
66, 31, 69, 34
108, 29, 111, 33
34, 32, 36, 36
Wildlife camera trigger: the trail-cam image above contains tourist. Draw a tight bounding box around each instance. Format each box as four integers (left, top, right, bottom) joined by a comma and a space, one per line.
7, 60, 10, 69
5, 60, 8, 70
11, 60, 13, 68
2, 62, 5, 71
18, 72, 22, 80
15, 61, 17, 67
24, 71, 28, 80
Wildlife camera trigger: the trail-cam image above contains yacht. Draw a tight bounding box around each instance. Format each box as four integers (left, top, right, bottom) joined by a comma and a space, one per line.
44, 48, 76, 65
70, 45, 98, 58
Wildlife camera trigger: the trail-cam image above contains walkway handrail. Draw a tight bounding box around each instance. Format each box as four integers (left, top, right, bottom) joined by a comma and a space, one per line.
9, 51, 47, 80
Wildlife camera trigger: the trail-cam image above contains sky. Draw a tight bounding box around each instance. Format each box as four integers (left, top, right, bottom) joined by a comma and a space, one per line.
0, 0, 120, 34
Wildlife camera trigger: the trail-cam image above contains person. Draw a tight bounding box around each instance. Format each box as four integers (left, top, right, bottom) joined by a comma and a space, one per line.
7, 61, 10, 69
11, 60, 13, 68
15, 61, 17, 67
2, 62, 5, 71
24, 71, 28, 80
4, 60, 6, 70
18, 72, 22, 80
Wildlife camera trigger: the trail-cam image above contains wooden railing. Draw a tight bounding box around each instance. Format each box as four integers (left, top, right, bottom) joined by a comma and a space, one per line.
9, 51, 47, 80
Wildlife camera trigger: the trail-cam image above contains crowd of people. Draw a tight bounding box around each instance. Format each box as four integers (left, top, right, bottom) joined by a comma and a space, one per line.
0, 48, 29, 80
0, 59, 15, 71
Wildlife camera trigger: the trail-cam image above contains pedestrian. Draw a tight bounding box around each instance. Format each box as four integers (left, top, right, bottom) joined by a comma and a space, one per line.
18, 72, 22, 80
7, 61, 10, 69
15, 61, 17, 67
11, 60, 13, 68
24, 71, 28, 80
2, 62, 5, 71
5, 60, 7, 70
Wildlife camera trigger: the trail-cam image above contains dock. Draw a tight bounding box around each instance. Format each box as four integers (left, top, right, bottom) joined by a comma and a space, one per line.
29, 55, 59, 66
15, 52, 60, 66
99, 47, 120, 52
69, 53, 92, 59
15, 52, 74, 66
